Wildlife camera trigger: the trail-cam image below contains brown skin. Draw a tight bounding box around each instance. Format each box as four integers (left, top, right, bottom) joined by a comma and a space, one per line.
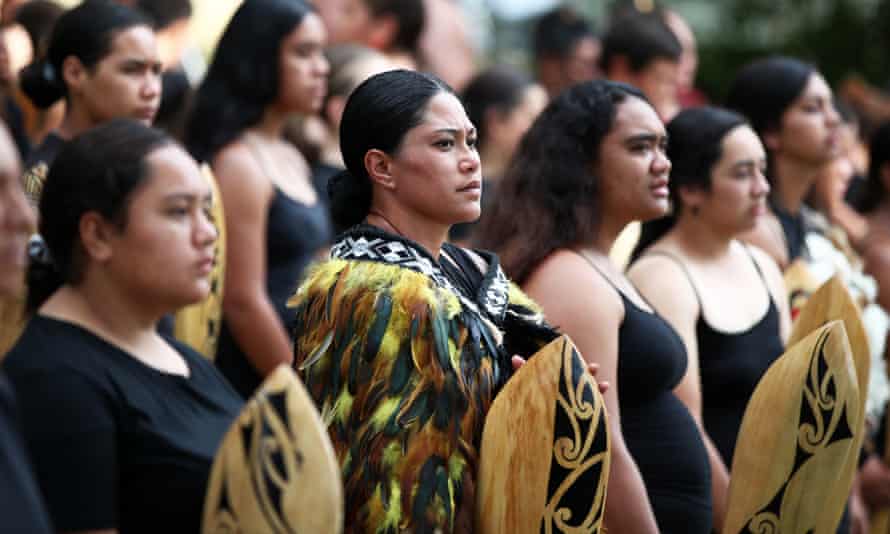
0, 125, 33, 297
213, 13, 329, 379
524, 96, 669, 533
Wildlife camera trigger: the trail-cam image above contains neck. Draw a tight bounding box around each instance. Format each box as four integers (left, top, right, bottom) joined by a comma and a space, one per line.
56, 107, 97, 140
671, 212, 733, 259
365, 204, 448, 260
252, 107, 288, 140
39, 278, 164, 347
320, 131, 344, 168
771, 155, 820, 214
480, 145, 510, 181
591, 211, 631, 255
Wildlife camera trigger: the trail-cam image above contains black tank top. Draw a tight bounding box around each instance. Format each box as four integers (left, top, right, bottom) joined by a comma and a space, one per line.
579, 254, 712, 533
647, 248, 784, 466
216, 140, 333, 398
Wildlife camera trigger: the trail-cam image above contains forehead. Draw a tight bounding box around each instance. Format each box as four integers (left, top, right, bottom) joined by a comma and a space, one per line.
140, 145, 206, 193
609, 96, 664, 136
106, 25, 158, 58
797, 73, 832, 101
416, 92, 472, 130
284, 12, 327, 44
720, 125, 765, 161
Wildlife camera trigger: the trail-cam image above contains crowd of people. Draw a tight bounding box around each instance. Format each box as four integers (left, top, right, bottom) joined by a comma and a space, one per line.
2, 0, 890, 532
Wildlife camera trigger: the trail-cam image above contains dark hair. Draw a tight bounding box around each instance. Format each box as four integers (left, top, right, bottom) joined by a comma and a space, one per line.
19, 1, 151, 109
135, 0, 193, 30
185, 0, 314, 162
13, 0, 65, 57
365, 0, 425, 54
461, 66, 534, 153
27, 119, 172, 312
725, 56, 814, 142
533, 6, 594, 61
632, 106, 748, 261
599, 11, 681, 73
474, 80, 648, 284
330, 69, 453, 231
861, 121, 890, 213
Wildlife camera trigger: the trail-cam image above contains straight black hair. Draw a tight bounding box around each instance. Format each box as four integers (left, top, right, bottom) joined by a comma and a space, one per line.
461, 66, 535, 154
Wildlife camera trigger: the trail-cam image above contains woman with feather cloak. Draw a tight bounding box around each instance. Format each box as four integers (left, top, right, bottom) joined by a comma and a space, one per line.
288, 69, 571, 533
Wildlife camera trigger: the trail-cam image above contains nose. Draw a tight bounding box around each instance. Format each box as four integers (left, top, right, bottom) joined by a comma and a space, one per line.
652, 147, 671, 175
142, 71, 161, 102
316, 53, 330, 77
195, 208, 218, 248
460, 143, 480, 174
753, 168, 771, 197
826, 102, 841, 128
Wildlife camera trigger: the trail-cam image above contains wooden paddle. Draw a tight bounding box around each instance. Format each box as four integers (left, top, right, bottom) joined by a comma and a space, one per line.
174, 164, 226, 359
476, 335, 610, 534
786, 275, 871, 534
723, 321, 859, 534
783, 258, 821, 324
202, 365, 343, 534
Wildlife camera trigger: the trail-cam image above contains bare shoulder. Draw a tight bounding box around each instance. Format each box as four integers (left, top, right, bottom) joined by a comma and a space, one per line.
523, 249, 623, 323
739, 212, 787, 269
211, 141, 272, 197
627, 253, 698, 316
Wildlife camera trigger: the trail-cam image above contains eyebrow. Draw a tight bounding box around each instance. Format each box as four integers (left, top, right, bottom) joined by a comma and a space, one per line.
119, 58, 162, 68
431, 127, 477, 136
163, 191, 212, 203
624, 133, 667, 144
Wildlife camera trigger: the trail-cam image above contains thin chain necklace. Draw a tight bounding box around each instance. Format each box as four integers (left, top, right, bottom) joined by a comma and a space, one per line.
367, 209, 407, 238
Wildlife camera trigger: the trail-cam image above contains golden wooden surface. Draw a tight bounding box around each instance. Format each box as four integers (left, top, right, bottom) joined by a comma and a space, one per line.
202, 365, 343, 534
724, 321, 859, 534
174, 165, 225, 359
787, 276, 871, 534
476, 335, 610, 534
784, 259, 821, 324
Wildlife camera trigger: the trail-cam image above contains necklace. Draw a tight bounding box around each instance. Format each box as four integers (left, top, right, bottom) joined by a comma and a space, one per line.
367, 209, 407, 238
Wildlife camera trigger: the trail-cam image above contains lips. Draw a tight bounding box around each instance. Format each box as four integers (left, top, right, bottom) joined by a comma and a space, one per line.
650, 177, 669, 198
457, 180, 482, 193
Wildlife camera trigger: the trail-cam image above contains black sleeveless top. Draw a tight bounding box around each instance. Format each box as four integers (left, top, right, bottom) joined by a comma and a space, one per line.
648, 249, 784, 466
582, 255, 712, 533
216, 186, 333, 398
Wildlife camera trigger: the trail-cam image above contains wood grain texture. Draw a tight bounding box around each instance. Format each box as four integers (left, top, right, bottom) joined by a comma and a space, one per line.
202, 365, 343, 534
724, 321, 859, 534
787, 276, 871, 534
476, 335, 610, 534
783, 259, 821, 323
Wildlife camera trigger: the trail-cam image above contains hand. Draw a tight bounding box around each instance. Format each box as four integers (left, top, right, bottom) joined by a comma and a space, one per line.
511, 355, 609, 394
860, 455, 890, 509
850, 489, 870, 534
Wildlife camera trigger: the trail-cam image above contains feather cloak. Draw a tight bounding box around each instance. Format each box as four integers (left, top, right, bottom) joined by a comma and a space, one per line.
289, 249, 553, 533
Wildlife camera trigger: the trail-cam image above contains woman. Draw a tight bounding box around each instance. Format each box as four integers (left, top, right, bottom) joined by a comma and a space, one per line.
0, 120, 51, 533
476, 80, 712, 533
449, 65, 547, 243
19, 1, 161, 202
186, 0, 332, 398
289, 69, 565, 532
2, 119, 242, 533
626, 106, 791, 531
725, 56, 841, 270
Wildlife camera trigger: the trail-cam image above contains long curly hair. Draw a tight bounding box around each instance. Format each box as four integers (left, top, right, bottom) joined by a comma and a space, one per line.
474, 79, 647, 284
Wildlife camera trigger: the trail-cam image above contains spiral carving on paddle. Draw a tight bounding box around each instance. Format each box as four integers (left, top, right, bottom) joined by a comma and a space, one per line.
739, 328, 855, 534
540, 341, 610, 534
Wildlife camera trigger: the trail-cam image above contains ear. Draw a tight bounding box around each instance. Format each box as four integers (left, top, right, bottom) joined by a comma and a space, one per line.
677, 184, 705, 212
61, 55, 87, 94
366, 14, 398, 51
364, 149, 396, 190
78, 211, 115, 264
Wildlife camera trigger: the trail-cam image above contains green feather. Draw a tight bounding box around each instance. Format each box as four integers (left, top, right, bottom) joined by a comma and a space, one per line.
364, 294, 393, 362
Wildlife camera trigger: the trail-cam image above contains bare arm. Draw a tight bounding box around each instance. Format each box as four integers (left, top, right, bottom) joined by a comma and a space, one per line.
524, 251, 659, 534
629, 255, 730, 531
213, 144, 293, 376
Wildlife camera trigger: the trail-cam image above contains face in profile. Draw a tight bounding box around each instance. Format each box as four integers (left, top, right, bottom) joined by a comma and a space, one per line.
314, 0, 371, 46
693, 125, 770, 234
564, 35, 601, 86
100, 145, 216, 309
488, 84, 548, 162
633, 58, 681, 121
0, 127, 34, 296
384, 92, 482, 227
595, 95, 671, 222
276, 13, 330, 115
773, 73, 841, 166
72, 25, 162, 126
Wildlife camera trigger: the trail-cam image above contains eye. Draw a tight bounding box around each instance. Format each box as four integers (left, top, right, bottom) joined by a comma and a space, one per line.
434, 139, 454, 149
467, 137, 478, 149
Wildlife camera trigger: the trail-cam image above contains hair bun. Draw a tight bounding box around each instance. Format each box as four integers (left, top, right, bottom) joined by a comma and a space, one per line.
20, 58, 66, 109
328, 169, 371, 233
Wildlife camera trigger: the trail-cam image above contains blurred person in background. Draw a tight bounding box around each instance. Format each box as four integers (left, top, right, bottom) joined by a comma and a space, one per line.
599, 9, 682, 121
532, 5, 599, 100
662, 8, 707, 109
186, 0, 332, 399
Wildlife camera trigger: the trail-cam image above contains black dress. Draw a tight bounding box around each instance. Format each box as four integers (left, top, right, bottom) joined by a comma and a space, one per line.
0, 371, 52, 533
582, 256, 712, 533
647, 249, 785, 465
3, 316, 243, 534
216, 186, 333, 398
